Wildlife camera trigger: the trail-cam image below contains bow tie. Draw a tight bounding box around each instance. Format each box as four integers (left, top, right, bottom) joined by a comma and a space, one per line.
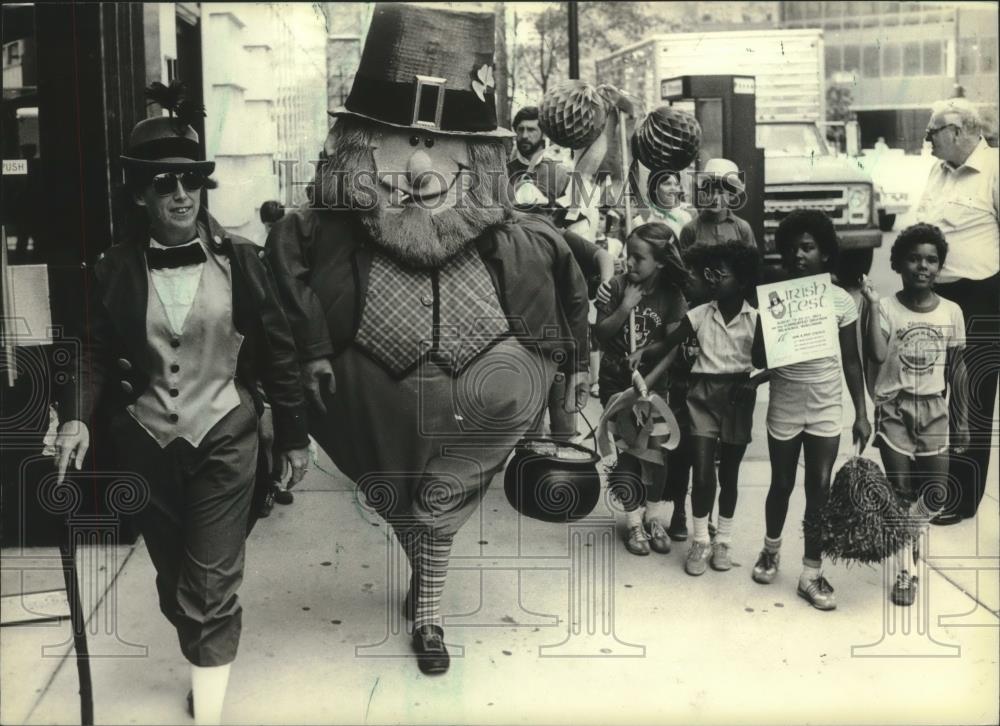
147, 242, 207, 270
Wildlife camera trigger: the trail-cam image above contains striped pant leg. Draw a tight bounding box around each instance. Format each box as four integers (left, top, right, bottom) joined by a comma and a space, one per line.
413, 531, 455, 630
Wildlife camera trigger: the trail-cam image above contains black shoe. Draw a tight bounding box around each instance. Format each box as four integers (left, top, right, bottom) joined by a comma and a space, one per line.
412, 624, 450, 675
273, 487, 294, 505
186, 690, 194, 719
257, 489, 275, 518
667, 515, 688, 542
930, 512, 963, 526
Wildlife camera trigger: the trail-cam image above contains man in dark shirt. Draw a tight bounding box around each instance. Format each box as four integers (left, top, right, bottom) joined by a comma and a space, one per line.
508, 106, 547, 191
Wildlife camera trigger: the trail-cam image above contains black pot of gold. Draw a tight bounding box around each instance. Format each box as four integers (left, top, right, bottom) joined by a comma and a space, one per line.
504, 438, 601, 523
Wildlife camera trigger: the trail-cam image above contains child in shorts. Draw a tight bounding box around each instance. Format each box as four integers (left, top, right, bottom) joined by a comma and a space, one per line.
748, 210, 872, 611
644, 241, 761, 576
594, 222, 690, 556
862, 223, 969, 607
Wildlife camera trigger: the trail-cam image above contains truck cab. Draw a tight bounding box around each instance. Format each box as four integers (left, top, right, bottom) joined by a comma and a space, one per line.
759, 121, 880, 261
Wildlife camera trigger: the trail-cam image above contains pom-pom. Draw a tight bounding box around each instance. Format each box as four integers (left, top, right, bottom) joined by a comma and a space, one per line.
539, 80, 608, 150
633, 106, 701, 172
807, 455, 921, 565
145, 80, 205, 132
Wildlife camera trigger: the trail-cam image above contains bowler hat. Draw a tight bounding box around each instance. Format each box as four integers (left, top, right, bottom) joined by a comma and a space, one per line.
330, 3, 513, 138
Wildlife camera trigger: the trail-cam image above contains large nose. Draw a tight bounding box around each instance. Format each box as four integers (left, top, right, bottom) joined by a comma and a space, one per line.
407, 149, 433, 190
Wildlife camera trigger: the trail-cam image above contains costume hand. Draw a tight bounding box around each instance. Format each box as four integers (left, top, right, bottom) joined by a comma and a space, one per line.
302, 357, 336, 413
563, 372, 589, 414
622, 283, 644, 310
54, 421, 90, 483
595, 281, 612, 307
284, 446, 311, 488
859, 274, 880, 305
852, 416, 872, 453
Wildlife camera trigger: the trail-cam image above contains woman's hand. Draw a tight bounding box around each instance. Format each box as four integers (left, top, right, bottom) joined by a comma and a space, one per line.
626, 349, 644, 370
595, 281, 612, 307
284, 446, 311, 487
54, 421, 90, 482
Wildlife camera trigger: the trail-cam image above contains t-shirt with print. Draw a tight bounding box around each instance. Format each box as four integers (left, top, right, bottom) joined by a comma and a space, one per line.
771, 284, 858, 384
872, 294, 965, 402
686, 300, 758, 375
596, 274, 687, 394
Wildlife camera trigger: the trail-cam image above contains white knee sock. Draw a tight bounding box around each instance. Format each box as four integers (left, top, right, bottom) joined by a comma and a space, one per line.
626, 506, 646, 529
716, 515, 734, 545
191, 663, 231, 726
692, 515, 710, 544
645, 500, 670, 524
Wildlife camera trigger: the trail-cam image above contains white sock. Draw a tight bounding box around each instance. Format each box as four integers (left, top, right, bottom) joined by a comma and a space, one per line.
191, 663, 231, 726
800, 563, 821, 585
764, 536, 782, 553
692, 515, 710, 544
626, 507, 645, 529
645, 500, 670, 524
716, 515, 734, 545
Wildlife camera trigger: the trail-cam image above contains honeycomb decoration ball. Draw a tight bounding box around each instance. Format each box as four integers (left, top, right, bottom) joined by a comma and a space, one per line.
633, 106, 701, 172
539, 80, 608, 150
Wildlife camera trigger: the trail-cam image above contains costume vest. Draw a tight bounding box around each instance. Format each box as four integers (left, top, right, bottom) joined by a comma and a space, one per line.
353, 246, 510, 378
128, 243, 245, 447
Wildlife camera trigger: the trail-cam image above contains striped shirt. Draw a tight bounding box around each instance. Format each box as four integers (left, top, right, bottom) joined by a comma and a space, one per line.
771, 284, 858, 383
687, 300, 758, 375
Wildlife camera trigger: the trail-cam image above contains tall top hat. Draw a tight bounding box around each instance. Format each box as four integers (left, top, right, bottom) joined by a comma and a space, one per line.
121, 81, 215, 174
330, 3, 512, 138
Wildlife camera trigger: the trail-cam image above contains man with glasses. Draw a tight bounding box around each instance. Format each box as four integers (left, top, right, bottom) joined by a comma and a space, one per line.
916, 97, 1000, 524
53, 89, 310, 723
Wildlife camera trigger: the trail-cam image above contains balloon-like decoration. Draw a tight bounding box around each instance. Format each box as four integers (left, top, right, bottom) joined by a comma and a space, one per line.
632, 105, 702, 172
538, 79, 609, 150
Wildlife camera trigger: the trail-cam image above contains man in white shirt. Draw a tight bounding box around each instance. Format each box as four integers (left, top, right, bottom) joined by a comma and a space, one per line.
916, 97, 1000, 523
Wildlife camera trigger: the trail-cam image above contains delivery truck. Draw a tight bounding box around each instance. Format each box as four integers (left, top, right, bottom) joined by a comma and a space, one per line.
596, 28, 881, 275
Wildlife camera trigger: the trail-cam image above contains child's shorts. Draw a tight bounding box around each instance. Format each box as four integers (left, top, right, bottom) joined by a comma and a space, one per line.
767, 375, 843, 440
686, 373, 755, 445
874, 392, 949, 459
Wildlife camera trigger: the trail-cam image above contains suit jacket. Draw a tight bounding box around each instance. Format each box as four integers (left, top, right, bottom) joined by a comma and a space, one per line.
265, 207, 590, 376
58, 212, 309, 452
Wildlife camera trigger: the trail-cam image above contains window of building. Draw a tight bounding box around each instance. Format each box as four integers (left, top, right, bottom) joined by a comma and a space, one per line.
981, 37, 997, 74
825, 44, 842, 75
801, 2, 822, 20
843, 44, 861, 73
922, 40, 942, 75
882, 42, 901, 77
862, 44, 880, 77
958, 38, 978, 75
903, 41, 921, 75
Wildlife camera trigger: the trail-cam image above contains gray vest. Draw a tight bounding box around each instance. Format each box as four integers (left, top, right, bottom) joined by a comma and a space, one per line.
128, 242, 244, 448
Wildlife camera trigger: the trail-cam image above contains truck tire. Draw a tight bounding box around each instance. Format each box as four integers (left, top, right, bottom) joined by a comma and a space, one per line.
878, 210, 896, 232
837, 248, 874, 288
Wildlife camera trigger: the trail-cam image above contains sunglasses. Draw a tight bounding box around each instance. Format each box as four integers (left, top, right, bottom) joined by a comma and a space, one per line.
924, 124, 958, 142
151, 171, 206, 196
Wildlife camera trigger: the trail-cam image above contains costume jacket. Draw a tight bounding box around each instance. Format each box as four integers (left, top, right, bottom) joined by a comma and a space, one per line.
58, 211, 308, 452
265, 207, 590, 376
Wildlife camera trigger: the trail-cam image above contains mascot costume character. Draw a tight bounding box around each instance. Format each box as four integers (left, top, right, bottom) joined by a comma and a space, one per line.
267, 3, 590, 675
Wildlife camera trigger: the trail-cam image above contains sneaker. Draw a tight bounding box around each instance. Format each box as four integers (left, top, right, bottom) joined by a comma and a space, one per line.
667, 514, 688, 542
710, 542, 732, 571
684, 541, 711, 576
751, 549, 780, 584
797, 574, 837, 611
647, 520, 672, 554
890, 571, 918, 607
625, 525, 651, 556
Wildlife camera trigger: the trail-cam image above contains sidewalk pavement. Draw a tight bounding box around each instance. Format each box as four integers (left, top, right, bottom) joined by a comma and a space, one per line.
3, 390, 998, 725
